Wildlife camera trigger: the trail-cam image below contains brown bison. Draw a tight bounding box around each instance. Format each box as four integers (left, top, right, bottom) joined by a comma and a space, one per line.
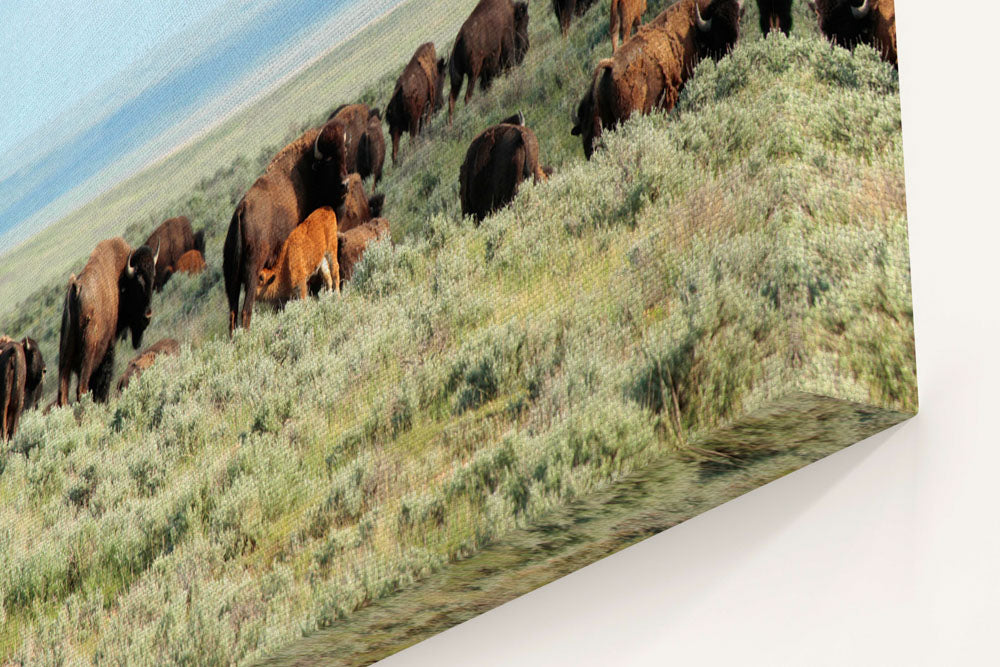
1, 338, 26, 441
757, 0, 793, 35
224, 128, 326, 334
449, 0, 530, 123
258, 206, 340, 303
385, 42, 447, 164
611, 0, 648, 53
21, 337, 45, 412
171, 249, 207, 276
572, 0, 742, 159
809, 0, 896, 66
315, 104, 386, 188
460, 112, 550, 223
145, 216, 205, 291
552, 0, 597, 37
338, 218, 391, 283
116, 338, 181, 393
57, 237, 158, 405
336, 174, 385, 233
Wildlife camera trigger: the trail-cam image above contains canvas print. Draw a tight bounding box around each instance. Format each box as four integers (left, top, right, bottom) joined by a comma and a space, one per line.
0, 0, 914, 663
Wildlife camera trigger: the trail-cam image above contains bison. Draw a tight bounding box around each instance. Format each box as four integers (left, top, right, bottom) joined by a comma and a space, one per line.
809, 0, 896, 66
757, 0, 793, 35
257, 206, 340, 303
116, 338, 181, 394
572, 0, 742, 159
22, 337, 45, 412
338, 218, 391, 283
57, 237, 158, 405
552, 0, 597, 37
224, 128, 327, 334
337, 174, 385, 233
145, 216, 205, 291
449, 0, 530, 124
611, 0, 648, 53
460, 112, 550, 223
385, 42, 447, 164
0, 339, 26, 442
171, 249, 207, 276
315, 104, 386, 188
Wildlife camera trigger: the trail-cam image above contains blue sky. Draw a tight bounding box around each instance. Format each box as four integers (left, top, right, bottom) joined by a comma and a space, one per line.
0, 0, 401, 251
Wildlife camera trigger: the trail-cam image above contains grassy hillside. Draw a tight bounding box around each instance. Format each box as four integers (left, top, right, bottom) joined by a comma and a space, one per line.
0, 1, 913, 664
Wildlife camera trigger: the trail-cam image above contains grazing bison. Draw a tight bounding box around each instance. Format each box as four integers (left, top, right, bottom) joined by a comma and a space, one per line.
757, 0, 793, 35
552, 0, 597, 37
172, 249, 207, 276
611, 0, 648, 53
316, 104, 386, 187
0, 339, 26, 442
572, 0, 742, 159
57, 237, 158, 405
116, 338, 181, 393
338, 218, 391, 283
336, 174, 385, 233
460, 112, 550, 223
258, 206, 340, 303
449, 0, 530, 123
385, 42, 447, 164
810, 0, 896, 66
145, 216, 205, 291
224, 128, 323, 334
22, 337, 45, 411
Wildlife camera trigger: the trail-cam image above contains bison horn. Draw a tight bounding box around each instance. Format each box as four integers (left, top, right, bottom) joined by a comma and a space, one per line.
153, 241, 160, 267
694, 1, 712, 32
126, 251, 136, 278
313, 131, 324, 161
851, 0, 871, 18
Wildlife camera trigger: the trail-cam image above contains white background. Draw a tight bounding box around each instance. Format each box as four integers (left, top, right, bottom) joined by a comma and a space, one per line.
383, 2, 1000, 665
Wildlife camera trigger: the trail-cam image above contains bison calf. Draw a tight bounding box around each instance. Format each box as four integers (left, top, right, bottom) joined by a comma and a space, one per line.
385, 42, 447, 164
117, 339, 181, 393
611, 0, 648, 53
338, 218, 391, 283
258, 206, 340, 304
172, 249, 207, 276
460, 112, 549, 223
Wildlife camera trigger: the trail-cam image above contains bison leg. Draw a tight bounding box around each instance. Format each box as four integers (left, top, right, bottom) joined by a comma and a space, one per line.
449, 72, 463, 125
611, 4, 621, 52
391, 127, 402, 165
319, 258, 334, 294
90, 348, 116, 403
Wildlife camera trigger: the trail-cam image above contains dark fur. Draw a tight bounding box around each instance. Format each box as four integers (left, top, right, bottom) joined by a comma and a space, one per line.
449, 0, 530, 123
552, 0, 597, 37
757, 0, 793, 36
336, 174, 385, 233
223, 128, 322, 334
572, 0, 742, 159
22, 337, 45, 412
116, 338, 181, 393
460, 113, 549, 222
385, 42, 448, 164
0, 340, 26, 441
315, 104, 385, 188
811, 0, 896, 66
57, 238, 157, 405
145, 216, 204, 291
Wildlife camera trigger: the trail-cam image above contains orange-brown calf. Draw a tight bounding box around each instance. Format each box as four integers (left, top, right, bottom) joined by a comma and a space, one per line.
257, 206, 340, 304
172, 249, 207, 275
611, 0, 647, 53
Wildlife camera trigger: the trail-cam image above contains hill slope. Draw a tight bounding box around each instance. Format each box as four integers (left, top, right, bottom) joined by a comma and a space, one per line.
0, 1, 912, 664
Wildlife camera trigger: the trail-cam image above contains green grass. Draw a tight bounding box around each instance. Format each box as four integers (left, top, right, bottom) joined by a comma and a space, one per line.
0, 1, 914, 664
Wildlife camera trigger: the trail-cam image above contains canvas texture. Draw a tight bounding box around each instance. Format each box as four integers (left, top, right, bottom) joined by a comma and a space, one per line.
0, 0, 913, 664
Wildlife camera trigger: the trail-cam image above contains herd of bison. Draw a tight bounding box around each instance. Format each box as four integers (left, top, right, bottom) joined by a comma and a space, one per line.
0, 0, 897, 442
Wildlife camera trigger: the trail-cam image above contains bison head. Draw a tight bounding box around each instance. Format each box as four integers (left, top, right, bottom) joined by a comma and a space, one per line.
513, 3, 530, 66
693, 0, 742, 61
121, 244, 158, 350
314, 120, 351, 205
814, 0, 875, 50
572, 64, 607, 160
